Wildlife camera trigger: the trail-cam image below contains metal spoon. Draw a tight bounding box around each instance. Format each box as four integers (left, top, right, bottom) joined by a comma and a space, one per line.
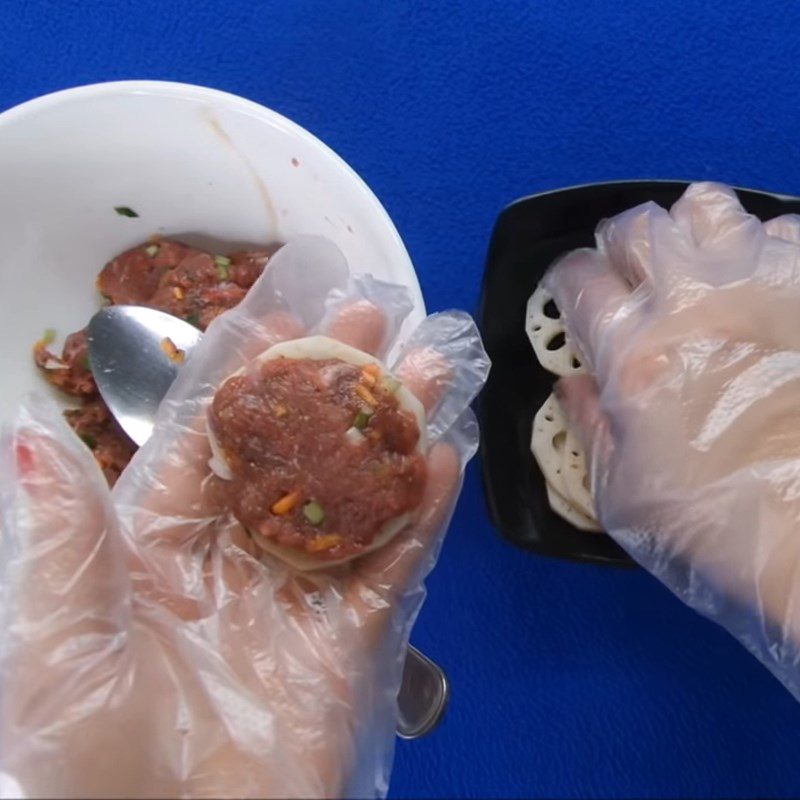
87, 305, 449, 740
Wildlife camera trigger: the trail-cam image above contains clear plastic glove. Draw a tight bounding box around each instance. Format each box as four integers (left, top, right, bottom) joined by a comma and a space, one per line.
0, 237, 489, 799
545, 182, 800, 700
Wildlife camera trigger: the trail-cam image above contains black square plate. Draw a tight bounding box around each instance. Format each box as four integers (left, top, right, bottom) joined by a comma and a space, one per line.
478, 180, 800, 566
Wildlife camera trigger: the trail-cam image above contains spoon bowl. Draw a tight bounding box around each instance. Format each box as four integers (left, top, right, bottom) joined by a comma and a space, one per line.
88, 306, 202, 446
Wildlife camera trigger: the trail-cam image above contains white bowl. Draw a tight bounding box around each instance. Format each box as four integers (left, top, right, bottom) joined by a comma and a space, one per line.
0, 80, 425, 426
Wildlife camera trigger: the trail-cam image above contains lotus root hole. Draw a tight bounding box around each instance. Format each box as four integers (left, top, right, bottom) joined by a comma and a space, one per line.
546, 332, 566, 351
543, 299, 560, 319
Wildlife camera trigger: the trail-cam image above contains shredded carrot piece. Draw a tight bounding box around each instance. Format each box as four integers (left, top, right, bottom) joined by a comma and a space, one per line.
274, 403, 288, 418
173, 286, 185, 300
356, 384, 378, 406
160, 337, 185, 364
308, 534, 342, 552
271, 491, 300, 516
360, 369, 377, 387
363, 363, 380, 377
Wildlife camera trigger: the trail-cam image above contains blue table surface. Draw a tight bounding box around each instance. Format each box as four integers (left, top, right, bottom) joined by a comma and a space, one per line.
4, 1, 800, 796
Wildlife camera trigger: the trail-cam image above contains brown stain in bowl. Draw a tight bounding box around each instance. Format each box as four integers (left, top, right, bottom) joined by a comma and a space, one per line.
203, 112, 280, 237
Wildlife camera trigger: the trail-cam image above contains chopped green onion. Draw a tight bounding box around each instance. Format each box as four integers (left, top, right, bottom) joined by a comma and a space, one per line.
80, 434, 97, 450
83, 355, 91, 371
145, 244, 160, 257
186, 312, 201, 328
114, 206, 139, 218
303, 501, 326, 526
41, 328, 56, 346
353, 410, 371, 430
215, 256, 231, 280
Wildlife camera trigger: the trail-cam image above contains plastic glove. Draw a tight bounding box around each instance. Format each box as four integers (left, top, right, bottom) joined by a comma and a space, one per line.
544, 182, 800, 701
0, 236, 489, 799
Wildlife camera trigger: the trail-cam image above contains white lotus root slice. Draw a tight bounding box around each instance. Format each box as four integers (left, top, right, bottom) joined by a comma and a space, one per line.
207, 335, 427, 571
531, 391, 600, 532
525, 285, 584, 377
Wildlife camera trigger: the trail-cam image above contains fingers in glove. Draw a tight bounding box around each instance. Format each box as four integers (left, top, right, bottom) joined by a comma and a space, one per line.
670, 182, 759, 250
554, 373, 609, 457
320, 274, 414, 359
246, 235, 350, 330
325, 299, 388, 354
764, 214, 800, 245
395, 346, 452, 413
0, 397, 128, 730
543, 248, 635, 379
596, 201, 664, 288
393, 311, 490, 442
753, 217, 800, 289
553, 374, 613, 520
669, 182, 765, 287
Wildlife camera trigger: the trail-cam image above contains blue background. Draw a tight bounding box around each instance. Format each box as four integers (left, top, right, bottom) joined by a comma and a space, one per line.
4, 1, 800, 796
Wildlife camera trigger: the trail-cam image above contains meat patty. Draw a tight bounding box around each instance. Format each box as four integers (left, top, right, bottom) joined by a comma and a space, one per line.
210, 356, 427, 563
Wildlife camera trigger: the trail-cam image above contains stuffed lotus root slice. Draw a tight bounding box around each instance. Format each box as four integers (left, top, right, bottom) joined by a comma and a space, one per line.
208, 336, 428, 571
525, 285, 584, 377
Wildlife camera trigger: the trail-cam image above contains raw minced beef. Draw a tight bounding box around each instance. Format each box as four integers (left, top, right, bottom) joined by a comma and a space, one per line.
34, 238, 273, 483
209, 357, 427, 561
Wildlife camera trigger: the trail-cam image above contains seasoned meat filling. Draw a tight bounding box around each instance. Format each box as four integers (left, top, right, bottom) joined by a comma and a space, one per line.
34, 238, 273, 482
210, 357, 427, 561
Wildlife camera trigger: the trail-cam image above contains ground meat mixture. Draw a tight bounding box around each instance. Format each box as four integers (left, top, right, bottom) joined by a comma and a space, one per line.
34, 238, 273, 483
210, 357, 427, 561
33, 328, 96, 397
98, 241, 272, 328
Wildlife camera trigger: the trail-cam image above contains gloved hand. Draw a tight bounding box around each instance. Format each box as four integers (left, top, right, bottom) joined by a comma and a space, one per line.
0, 237, 489, 799
545, 182, 800, 700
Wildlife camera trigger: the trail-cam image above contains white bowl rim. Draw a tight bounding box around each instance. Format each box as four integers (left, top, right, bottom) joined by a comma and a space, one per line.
0, 79, 424, 314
